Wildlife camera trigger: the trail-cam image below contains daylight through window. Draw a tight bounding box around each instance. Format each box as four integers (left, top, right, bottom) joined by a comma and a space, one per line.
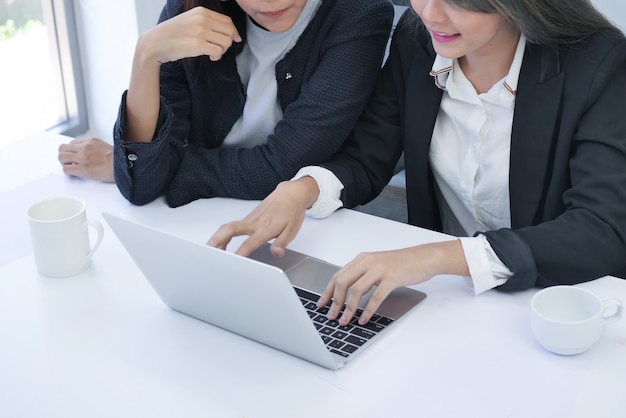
0, 0, 86, 149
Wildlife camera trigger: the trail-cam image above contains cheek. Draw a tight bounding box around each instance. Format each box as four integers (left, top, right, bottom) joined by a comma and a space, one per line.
410, 0, 423, 11
234, 0, 254, 15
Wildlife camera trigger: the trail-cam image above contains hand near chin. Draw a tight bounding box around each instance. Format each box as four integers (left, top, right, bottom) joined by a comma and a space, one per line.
144, 6, 242, 65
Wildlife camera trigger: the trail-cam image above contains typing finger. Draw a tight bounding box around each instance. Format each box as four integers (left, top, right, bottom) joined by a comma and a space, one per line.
316, 279, 336, 309
317, 256, 362, 313
358, 282, 394, 325
235, 231, 275, 257
327, 271, 356, 322
332, 257, 378, 325
207, 221, 245, 250
267, 221, 302, 257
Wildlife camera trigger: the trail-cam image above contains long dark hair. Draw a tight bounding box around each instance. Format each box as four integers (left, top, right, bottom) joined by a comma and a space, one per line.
181, 0, 224, 14
445, 0, 622, 44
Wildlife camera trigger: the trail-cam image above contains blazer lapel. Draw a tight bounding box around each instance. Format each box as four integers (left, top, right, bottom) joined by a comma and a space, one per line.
509, 44, 565, 228
404, 38, 444, 229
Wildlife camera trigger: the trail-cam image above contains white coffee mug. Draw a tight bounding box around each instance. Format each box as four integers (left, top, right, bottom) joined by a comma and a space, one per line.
531, 285, 623, 355
27, 196, 104, 278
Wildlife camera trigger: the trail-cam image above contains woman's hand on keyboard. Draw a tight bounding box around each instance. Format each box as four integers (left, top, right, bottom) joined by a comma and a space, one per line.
318, 240, 469, 325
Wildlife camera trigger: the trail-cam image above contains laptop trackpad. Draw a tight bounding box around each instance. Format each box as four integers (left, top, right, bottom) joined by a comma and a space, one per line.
284, 257, 339, 295
248, 244, 338, 294
248, 243, 309, 271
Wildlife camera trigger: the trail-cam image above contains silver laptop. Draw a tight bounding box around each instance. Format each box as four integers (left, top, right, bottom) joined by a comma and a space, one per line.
104, 212, 427, 370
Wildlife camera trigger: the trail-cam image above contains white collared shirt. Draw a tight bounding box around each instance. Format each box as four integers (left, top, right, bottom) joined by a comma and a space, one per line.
429, 35, 526, 293
295, 35, 527, 295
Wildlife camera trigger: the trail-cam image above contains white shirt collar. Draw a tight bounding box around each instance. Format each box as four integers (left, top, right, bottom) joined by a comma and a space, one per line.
429, 34, 526, 97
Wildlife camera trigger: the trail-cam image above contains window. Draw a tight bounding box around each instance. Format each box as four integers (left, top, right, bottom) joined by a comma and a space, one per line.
0, 0, 87, 149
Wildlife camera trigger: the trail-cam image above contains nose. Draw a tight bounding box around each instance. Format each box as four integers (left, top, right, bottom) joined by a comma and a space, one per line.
415, 0, 447, 23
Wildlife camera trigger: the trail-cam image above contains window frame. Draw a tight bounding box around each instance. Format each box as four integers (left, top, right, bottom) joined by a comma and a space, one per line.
41, 0, 88, 136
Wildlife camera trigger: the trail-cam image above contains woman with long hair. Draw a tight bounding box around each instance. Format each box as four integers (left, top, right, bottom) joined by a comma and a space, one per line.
210, 0, 626, 325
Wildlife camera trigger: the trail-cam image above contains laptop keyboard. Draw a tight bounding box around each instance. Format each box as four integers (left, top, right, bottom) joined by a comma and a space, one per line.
295, 287, 394, 358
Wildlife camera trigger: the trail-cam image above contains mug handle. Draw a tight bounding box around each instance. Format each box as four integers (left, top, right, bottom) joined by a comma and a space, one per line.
83, 219, 104, 258
601, 298, 623, 325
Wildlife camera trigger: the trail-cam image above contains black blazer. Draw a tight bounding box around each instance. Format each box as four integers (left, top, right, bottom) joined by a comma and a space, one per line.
113, 0, 393, 207
323, 11, 626, 290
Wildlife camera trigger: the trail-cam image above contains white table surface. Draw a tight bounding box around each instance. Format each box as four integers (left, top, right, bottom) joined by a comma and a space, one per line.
1, 132, 625, 418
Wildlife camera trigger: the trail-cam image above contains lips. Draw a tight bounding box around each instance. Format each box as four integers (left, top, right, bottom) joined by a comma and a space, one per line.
430, 30, 461, 44
261, 8, 288, 19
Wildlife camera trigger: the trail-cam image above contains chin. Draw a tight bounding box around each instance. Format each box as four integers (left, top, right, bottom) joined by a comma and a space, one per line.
433, 46, 463, 60
266, 22, 296, 32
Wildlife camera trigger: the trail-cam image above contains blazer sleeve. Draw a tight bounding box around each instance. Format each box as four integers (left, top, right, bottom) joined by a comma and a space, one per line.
321, 13, 416, 208
486, 37, 626, 290
113, 0, 191, 205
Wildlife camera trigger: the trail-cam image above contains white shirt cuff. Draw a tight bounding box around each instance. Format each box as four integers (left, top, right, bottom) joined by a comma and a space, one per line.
459, 235, 512, 295
292, 166, 344, 219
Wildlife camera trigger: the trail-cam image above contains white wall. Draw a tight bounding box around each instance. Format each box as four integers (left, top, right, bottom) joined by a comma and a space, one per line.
73, 0, 164, 141
592, 0, 626, 31
135, 0, 165, 34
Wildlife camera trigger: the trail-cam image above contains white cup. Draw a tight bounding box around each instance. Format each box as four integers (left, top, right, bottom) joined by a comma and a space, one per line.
531, 285, 623, 355
27, 196, 104, 278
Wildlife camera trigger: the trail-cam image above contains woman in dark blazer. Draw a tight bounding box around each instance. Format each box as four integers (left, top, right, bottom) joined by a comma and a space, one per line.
210, 0, 626, 326
59, 0, 393, 206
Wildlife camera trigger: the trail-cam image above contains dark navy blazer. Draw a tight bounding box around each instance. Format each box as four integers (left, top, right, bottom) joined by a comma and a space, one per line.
113, 0, 393, 207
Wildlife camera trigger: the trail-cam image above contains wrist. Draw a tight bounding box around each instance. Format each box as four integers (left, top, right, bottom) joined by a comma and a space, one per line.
135, 30, 162, 69
423, 240, 470, 278
276, 177, 320, 211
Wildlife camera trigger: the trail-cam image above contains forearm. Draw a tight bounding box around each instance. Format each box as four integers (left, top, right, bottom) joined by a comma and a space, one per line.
125, 32, 162, 143
113, 92, 186, 205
